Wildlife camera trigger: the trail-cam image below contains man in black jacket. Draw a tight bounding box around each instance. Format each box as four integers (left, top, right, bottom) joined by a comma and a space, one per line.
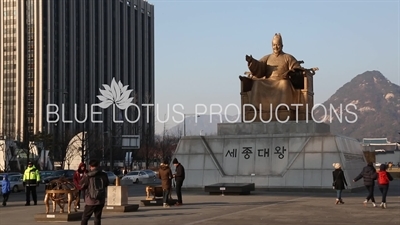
80, 159, 109, 225
353, 162, 377, 207
172, 158, 185, 206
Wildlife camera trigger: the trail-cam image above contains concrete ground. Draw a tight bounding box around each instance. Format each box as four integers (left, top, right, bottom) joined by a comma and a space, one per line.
0, 180, 399, 225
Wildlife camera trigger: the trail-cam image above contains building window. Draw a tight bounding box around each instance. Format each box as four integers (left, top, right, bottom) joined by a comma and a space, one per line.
4, 19, 16, 25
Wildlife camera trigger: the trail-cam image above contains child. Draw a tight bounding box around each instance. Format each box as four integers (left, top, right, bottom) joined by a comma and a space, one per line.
2, 174, 11, 206
377, 164, 393, 209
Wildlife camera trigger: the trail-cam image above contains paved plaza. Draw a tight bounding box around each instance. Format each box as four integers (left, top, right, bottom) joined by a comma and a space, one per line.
0, 180, 399, 225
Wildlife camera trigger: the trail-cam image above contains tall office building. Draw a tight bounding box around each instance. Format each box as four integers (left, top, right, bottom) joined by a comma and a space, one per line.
1, 0, 155, 162
1, 0, 43, 142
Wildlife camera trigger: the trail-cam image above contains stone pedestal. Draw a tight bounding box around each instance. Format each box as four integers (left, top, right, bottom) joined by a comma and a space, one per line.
34, 212, 83, 222
173, 121, 366, 190
104, 186, 139, 213
204, 183, 255, 195
140, 198, 178, 206
104, 204, 139, 212
107, 186, 128, 206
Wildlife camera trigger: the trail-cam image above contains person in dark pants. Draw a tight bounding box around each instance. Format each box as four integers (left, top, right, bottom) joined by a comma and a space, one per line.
2, 174, 11, 206
73, 162, 88, 209
80, 159, 109, 225
332, 163, 347, 204
377, 164, 393, 209
123, 167, 128, 176
158, 160, 173, 208
23, 161, 41, 206
172, 158, 185, 206
353, 162, 378, 207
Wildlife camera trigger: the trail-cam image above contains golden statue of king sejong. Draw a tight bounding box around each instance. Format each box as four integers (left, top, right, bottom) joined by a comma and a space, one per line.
240, 33, 318, 122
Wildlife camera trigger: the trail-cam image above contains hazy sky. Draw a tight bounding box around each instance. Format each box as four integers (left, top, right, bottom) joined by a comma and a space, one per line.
152, 0, 399, 133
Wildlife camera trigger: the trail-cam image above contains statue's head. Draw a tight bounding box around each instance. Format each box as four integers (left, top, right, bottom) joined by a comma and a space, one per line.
272, 33, 283, 55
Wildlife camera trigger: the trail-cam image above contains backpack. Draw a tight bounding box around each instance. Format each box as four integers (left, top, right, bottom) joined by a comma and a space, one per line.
88, 175, 106, 200
378, 171, 389, 185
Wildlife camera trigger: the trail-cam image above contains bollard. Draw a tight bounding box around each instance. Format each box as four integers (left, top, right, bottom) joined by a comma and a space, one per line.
115, 176, 121, 186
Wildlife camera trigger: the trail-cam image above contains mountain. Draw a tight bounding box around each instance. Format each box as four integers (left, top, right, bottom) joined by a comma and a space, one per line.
167, 71, 399, 142
313, 70, 400, 142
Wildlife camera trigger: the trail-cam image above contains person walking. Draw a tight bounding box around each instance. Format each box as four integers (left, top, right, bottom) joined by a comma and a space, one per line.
123, 167, 128, 176
376, 164, 393, 209
172, 158, 185, 206
332, 163, 347, 205
80, 159, 109, 225
73, 162, 88, 209
158, 160, 173, 208
2, 174, 11, 206
353, 162, 377, 207
23, 161, 41, 206
387, 162, 393, 170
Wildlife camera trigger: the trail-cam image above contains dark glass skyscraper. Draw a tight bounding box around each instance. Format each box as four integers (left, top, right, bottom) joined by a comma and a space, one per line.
1, 0, 155, 164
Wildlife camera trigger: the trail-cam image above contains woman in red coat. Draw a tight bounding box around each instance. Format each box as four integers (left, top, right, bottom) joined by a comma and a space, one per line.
73, 162, 87, 208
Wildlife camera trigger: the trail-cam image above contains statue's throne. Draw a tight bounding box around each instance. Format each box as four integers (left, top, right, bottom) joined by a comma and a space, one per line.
239, 66, 317, 122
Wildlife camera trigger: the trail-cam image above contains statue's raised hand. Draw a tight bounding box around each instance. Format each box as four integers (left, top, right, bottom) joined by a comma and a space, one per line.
245, 55, 253, 63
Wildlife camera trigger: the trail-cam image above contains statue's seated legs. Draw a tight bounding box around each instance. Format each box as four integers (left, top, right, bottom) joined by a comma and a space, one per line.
240, 70, 315, 122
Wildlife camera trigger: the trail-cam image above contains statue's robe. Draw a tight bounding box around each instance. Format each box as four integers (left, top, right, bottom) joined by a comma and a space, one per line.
247, 52, 303, 112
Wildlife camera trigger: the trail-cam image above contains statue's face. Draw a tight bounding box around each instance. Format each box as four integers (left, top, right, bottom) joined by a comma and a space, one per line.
272, 39, 282, 55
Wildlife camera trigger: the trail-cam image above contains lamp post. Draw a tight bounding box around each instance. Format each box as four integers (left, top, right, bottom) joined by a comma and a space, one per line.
81, 126, 85, 163
183, 114, 200, 137
103, 131, 109, 167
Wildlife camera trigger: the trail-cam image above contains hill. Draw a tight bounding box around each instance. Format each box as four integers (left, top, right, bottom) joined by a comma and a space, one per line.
313, 70, 400, 142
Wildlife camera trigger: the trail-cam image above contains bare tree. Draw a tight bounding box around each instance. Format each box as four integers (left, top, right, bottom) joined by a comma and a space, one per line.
140, 93, 156, 169
135, 125, 156, 169
83, 127, 105, 162
9, 130, 39, 169
153, 132, 179, 163
64, 132, 81, 170
170, 125, 183, 138
58, 130, 79, 169
61, 125, 103, 166
32, 132, 55, 170
102, 117, 125, 170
